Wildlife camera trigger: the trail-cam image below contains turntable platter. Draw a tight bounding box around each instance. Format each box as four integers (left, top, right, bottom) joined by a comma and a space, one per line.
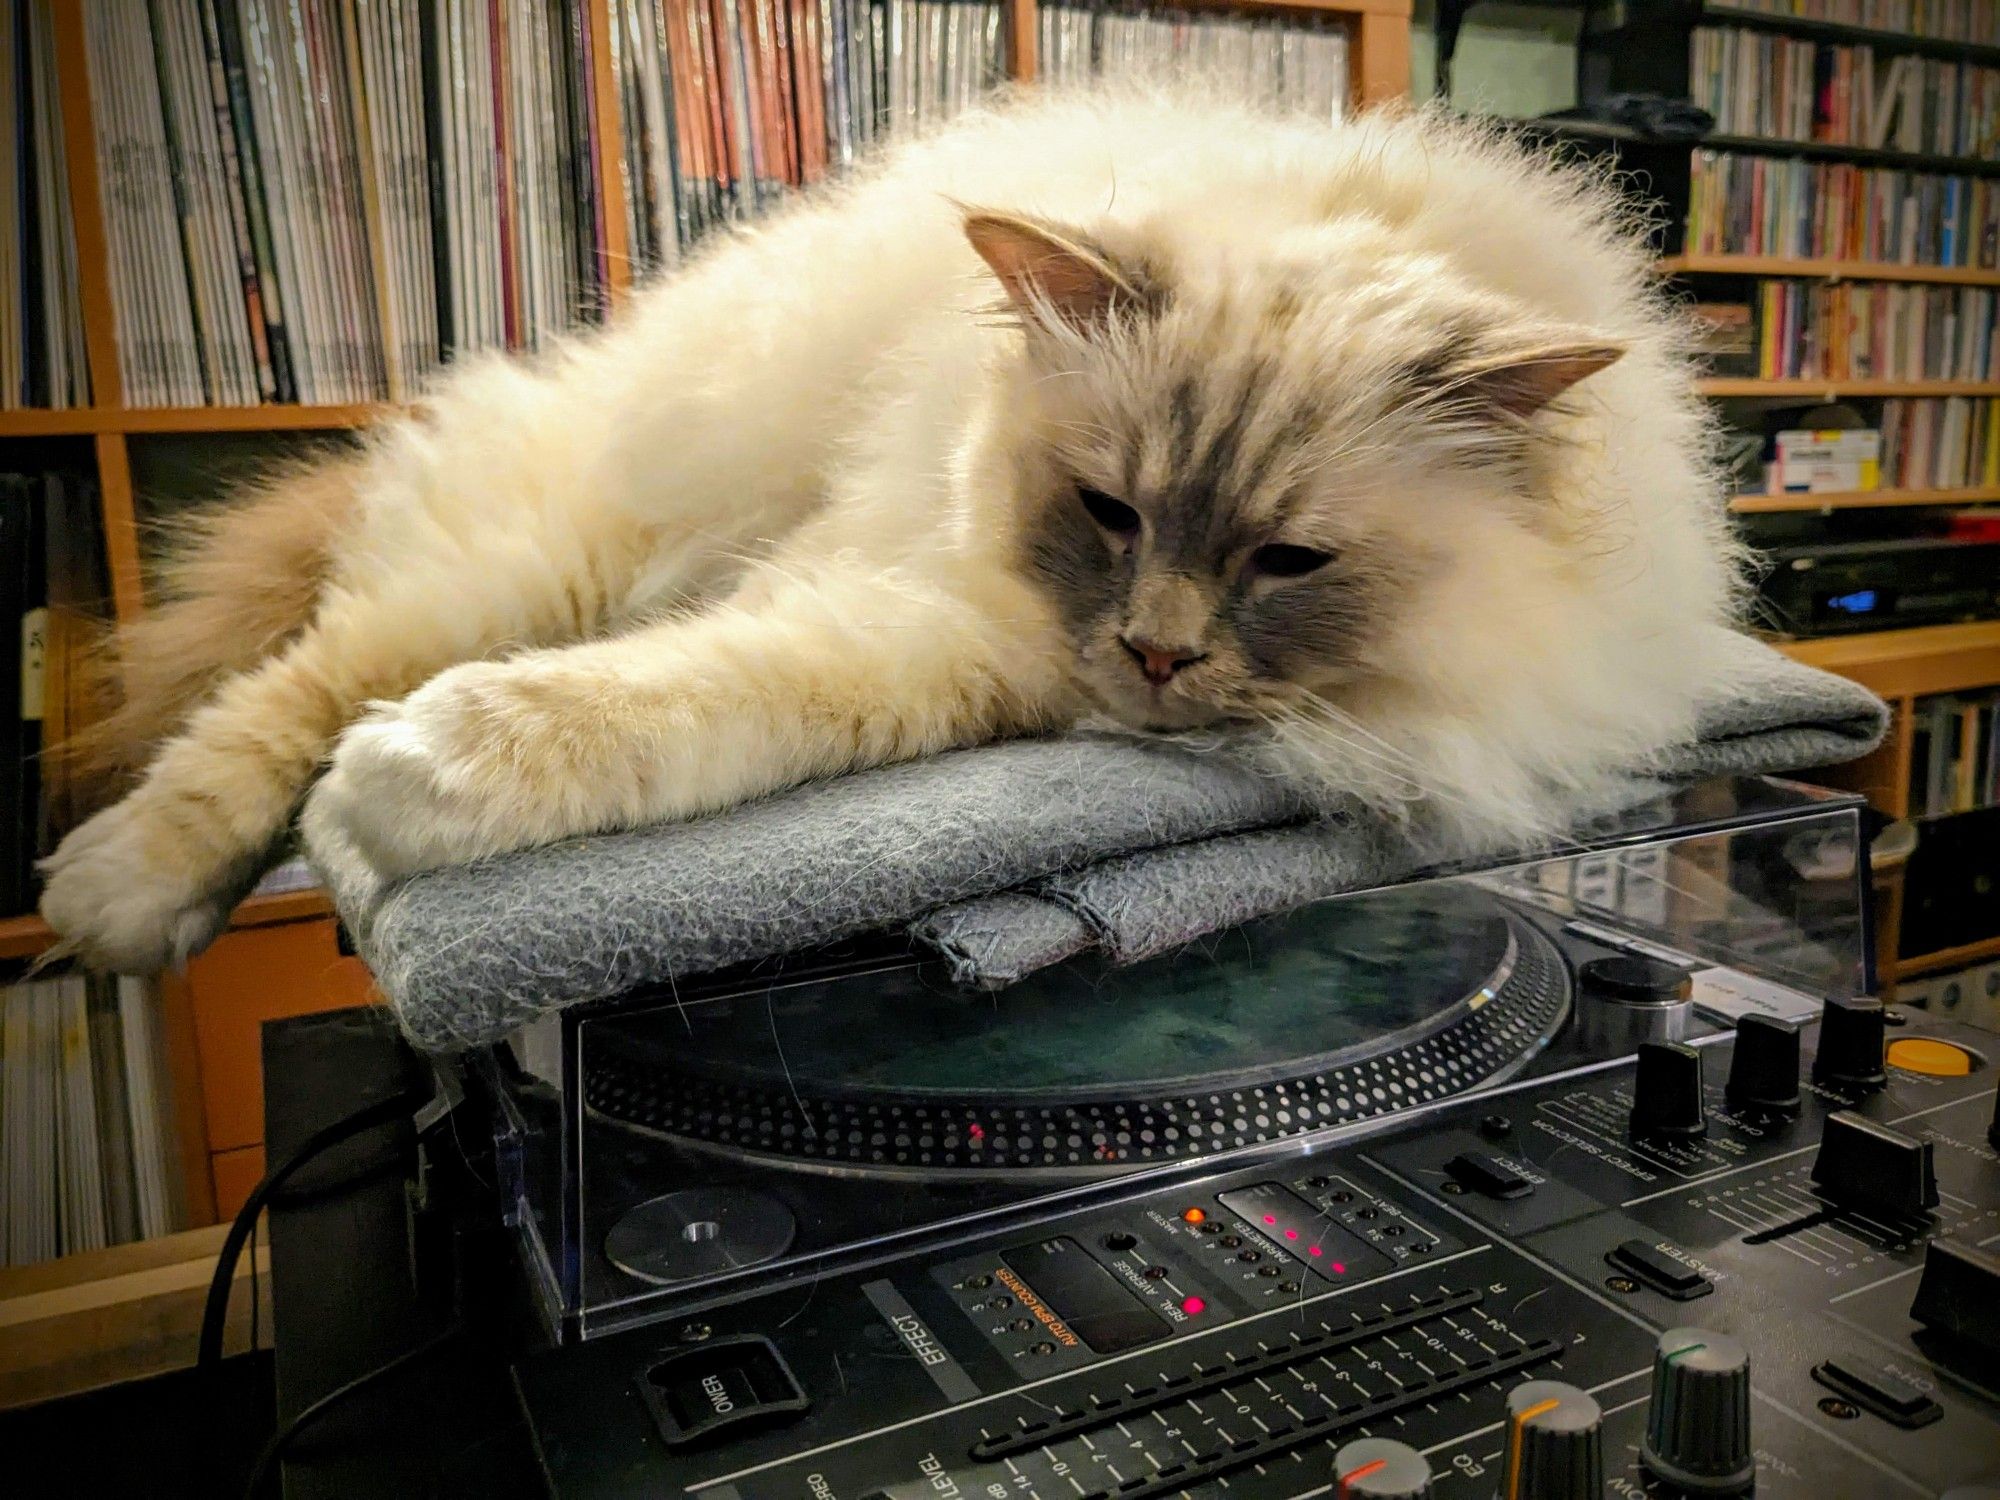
583, 883, 1573, 1176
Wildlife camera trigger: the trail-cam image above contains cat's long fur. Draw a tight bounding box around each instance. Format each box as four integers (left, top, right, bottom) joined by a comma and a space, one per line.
43, 86, 1741, 973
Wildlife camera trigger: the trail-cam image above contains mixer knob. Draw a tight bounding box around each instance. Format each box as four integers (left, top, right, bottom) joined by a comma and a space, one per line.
1810, 1111, 1938, 1217
1724, 1014, 1802, 1116
1641, 1327, 1755, 1496
1332, 1437, 1433, 1499
1630, 1041, 1707, 1139
1495, 1380, 1602, 1500
1989, 1083, 1999, 1151
1812, 995, 1887, 1090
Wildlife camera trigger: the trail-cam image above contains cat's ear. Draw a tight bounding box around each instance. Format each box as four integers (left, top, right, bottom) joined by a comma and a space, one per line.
961, 209, 1150, 336
1431, 337, 1625, 421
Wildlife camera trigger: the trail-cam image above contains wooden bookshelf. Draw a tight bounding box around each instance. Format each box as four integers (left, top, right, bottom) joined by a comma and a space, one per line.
1897, 933, 2000, 981
0, 403, 393, 437
1776, 621, 2000, 703
1730, 485, 2000, 513
1661, 254, 2000, 288
1, 0, 1418, 1267
1698, 4, 2000, 66
0, 887, 335, 963
1697, 378, 2000, 398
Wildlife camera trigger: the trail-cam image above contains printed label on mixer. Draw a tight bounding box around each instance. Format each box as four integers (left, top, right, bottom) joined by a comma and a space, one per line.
862, 1281, 981, 1402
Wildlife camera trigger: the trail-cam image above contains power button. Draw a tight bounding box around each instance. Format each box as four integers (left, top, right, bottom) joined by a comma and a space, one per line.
639, 1335, 810, 1449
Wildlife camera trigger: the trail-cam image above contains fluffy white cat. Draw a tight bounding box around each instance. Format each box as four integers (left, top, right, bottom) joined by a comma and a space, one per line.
42, 86, 1741, 973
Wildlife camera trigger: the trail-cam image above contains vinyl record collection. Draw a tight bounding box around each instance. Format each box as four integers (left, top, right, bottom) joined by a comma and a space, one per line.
1716, 0, 2000, 44
2, 0, 91, 411
1753, 279, 1999, 379
1037, 0, 1349, 113
0, 473, 110, 920
1909, 690, 2000, 817
1, 973, 181, 1267
1880, 395, 2000, 486
1689, 27, 1999, 158
615, 0, 1005, 269
80, 0, 611, 410
1686, 150, 2000, 267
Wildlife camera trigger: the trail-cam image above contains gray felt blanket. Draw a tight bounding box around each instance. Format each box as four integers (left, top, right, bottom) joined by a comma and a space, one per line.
303, 626, 1886, 1050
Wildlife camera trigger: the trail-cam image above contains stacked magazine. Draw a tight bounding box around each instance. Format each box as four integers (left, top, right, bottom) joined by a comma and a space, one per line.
80, 0, 610, 409
2, 1, 91, 411
615, 0, 1006, 270
1041, 0, 1349, 114
2, 973, 181, 1267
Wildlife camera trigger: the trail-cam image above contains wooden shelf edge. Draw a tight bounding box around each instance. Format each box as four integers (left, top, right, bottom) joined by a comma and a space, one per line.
1663, 254, 2000, 287
0, 886, 335, 962
1730, 484, 2000, 512
1895, 932, 2000, 980
1698, 378, 2000, 398
1773, 620, 2000, 698
0, 402, 396, 437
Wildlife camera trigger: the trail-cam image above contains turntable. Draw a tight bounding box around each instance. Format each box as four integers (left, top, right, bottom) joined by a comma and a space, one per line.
479, 776, 1873, 1341
486, 779, 2000, 1498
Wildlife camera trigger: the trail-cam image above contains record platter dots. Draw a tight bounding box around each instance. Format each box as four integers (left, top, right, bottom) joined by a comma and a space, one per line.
583, 885, 1573, 1178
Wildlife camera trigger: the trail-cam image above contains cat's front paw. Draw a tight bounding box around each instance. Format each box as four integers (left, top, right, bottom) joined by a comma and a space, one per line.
310, 662, 582, 881
40, 798, 237, 971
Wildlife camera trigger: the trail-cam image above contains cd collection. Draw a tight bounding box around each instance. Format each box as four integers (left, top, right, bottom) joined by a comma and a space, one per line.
1037, 0, 1349, 115
80, 0, 611, 410
1908, 691, 2000, 819
1, 1, 91, 412
0, 472, 109, 918
1689, 26, 1999, 158
1878, 395, 2000, 487
1, 973, 180, 1268
615, 0, 1004, 270
616, 0, 1351, 271
1753, 279, 1999, 380
1686, 151, 2000, 267
1715, 0, 1999, 44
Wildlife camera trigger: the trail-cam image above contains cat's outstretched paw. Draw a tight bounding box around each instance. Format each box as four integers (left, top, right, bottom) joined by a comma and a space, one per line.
310, 662, 573, 882
40, 799, 236, 972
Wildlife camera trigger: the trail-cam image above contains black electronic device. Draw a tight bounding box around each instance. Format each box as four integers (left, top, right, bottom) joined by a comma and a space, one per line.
476, 781, 2000, 1496
1754, 537, 2000, 638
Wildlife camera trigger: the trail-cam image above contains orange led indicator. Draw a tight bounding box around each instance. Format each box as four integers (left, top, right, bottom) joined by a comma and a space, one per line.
1337, 1458, 1387, 1498
1181, 1207, 1207, 1224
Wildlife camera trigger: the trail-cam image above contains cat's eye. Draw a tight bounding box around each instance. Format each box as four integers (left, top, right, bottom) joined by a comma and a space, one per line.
1250, 543, 1334, 578
1078, 486, 1141, 537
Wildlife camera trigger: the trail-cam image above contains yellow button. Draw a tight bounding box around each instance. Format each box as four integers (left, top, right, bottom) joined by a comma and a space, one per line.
1886, 1038, 1974, 1077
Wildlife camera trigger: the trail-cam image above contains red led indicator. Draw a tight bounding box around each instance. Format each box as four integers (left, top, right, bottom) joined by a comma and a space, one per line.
968, 1124, 984, 1142
1331, 1261, 1347, 1274
1181, 1296, 1206, 1316
1284, 1228, 1299, 1240
1263, 1214, 1278, 1225
1307, 1245, 1323, 1257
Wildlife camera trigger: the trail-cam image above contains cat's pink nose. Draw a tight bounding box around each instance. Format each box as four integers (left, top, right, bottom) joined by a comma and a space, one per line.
1120, 636, 1205, 686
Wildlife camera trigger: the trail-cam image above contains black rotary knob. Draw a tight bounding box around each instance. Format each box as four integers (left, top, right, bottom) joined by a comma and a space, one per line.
1813, 995, 1887, 1090
1642, 1327, 1754, 1496
1333, 1437, 1433, 1499
1496, 1380, 1602, 1500
1988, 1084, 1999, 1151
1724, 1014, 1802, 1116
1630, 1041, 1707, 1138
1581, 954, 1692, 1003
1811, 1111, 1938, 1217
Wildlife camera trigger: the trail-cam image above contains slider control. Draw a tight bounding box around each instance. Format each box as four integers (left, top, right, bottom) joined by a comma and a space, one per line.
1810, 1111, 1938, 1218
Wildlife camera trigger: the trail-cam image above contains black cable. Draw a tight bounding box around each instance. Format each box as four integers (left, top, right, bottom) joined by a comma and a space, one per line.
238, 1323, 464, 1500
198, 1087, 430, 1372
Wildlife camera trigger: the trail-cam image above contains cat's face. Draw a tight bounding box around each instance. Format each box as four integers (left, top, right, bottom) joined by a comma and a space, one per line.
965, 211, 1621, 734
